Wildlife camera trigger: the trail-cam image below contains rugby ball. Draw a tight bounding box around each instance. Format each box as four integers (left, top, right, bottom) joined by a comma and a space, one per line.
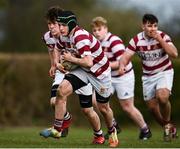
61, 61, 78, 71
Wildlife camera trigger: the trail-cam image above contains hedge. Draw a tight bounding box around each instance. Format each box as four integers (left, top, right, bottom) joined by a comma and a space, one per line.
0, 53, 179, 126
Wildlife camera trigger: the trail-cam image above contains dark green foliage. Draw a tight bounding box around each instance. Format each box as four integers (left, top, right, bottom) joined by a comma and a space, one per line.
0, 54, 180, 126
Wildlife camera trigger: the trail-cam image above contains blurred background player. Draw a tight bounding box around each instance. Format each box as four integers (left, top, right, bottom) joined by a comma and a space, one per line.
91, 16, 151, 140
42, 6, 72, 137
119, 13, 178, 141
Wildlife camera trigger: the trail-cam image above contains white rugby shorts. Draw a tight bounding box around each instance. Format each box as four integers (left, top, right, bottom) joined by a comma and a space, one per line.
70, 68, 112, 98
111, 70, 134, 99
52, 70, 92, 96
142, 69, 174, 101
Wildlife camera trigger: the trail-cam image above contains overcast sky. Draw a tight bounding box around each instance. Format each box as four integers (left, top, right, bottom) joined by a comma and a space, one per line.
101, 0, 180, 23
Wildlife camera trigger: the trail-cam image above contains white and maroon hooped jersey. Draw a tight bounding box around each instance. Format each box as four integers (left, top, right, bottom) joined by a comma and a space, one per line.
43, 31, 81, 59
42, 31, 57, 51
126, 30, 173, 76
101, 32, 132, 77
42, 31, 66, 52
60, 26, 111, 79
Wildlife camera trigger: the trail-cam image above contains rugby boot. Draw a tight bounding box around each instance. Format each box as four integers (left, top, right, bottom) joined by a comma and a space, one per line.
40, 127, 61, 138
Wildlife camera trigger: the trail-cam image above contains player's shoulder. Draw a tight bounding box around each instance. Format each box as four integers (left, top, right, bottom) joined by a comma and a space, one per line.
74, 26, 89, 36
129, 32, 143, 45
43, 31, 57, 44
43, 31, 51, 39
108, 32, 124, 42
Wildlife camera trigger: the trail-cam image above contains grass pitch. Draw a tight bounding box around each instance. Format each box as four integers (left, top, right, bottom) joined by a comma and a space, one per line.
0, 126, 179, 148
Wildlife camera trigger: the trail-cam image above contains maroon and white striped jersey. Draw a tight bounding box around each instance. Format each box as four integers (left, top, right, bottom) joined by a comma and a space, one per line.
101, 32, 132, 77
60, 26, 111, 79
126, 30, 173, 76
42, 31, 58, 51
43, 31, 83, 58
42, 31, 66, 52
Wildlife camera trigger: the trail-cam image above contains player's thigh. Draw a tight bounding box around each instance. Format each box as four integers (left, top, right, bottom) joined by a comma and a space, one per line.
78, 94, 92, 108
75, 83, 92, 96
64, 69, 88, 91
52, 70, 65, 86
142, 76, 156, 101
113, 71, 134, 100
156, 69, 174, 92
87, 73, 112, 98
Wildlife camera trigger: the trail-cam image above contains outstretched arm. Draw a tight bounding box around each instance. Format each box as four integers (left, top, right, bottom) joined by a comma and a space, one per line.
119, 50, 134, 75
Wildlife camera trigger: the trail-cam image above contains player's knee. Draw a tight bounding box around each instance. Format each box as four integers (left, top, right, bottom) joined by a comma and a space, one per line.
56, 87, 63, 99
159, 98, 169, 105
82, 107, 94, 117
98, 103, 110, 115
148, 105, 157, 113
121, 105, 132, 113
56, 84, 69, 98
55, 97, 67, 107
156, 89, 169, 104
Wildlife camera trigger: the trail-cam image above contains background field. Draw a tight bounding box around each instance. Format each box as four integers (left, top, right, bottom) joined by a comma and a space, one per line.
0, 125, 179, 148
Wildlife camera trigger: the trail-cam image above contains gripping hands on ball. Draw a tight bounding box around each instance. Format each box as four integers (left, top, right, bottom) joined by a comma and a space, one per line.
59, 51, 79, 71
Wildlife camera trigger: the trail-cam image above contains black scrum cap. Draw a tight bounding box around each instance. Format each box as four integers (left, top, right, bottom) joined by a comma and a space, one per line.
57, 10, 77, 34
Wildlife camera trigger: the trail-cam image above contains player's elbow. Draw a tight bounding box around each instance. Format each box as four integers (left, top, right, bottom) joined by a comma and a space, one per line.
171, 51, 178, 58
174, 51, 178, 58
170, 46, 178, 58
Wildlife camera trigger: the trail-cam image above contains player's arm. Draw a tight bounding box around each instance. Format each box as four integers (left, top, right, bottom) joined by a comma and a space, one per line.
158, 39, 178, 58
151, 31, 178, 58
48, 49, 57, 77
48, 50, 55, 67
110, 37, 125, 70
54, 48, 66, 73
62, 51, 93, 68
119, 50, 134, 75
110, 61, 119, 69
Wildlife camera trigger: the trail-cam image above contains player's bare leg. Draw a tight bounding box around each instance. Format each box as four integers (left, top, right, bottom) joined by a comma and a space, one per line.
156, 88, 171, 122
97, 102, 119, 147
82, 107, 105, 144
97, 102, 113, 128
146, 89, 178, 141
120, 98, 146, 128
82, 107, 101, 131
39, 79, 73, 138
146, 98, 165, 126
119, 98, 151, 140
156, 88, 176, 141
92, 91, 100, 114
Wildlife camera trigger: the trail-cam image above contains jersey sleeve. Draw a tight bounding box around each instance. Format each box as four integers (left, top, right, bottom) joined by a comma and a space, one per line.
126, 37, 137, 53
109, 36, 125, 60
74, 32, 91, 57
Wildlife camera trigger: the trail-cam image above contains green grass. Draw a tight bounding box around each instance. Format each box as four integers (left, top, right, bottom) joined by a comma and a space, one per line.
0, 126, 179, 148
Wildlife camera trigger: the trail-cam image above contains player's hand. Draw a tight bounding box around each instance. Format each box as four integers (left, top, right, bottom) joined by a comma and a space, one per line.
118, 65, 126, 75
149, 31, 161, 41
49, 66, 56, 78
62, 51, 74, 62
56, 62, 67, 73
